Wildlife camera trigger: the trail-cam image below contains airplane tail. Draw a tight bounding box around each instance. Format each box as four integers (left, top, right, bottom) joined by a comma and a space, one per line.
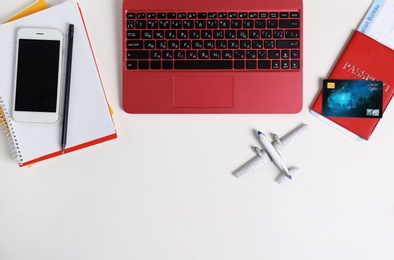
276, 167, 300, 184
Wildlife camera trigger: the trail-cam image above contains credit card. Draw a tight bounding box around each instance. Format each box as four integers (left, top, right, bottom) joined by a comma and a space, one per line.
322, 79, 383, 118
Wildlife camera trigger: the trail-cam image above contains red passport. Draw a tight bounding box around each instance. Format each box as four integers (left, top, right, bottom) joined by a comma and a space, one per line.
311, 30, 394, 140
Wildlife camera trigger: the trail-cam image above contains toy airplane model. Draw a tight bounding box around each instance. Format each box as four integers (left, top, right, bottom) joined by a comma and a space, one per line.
233, 124, 308, 184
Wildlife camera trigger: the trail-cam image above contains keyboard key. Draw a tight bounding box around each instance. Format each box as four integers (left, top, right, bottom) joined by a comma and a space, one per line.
218, 12, 227, 18
286, 30, 300, 38
234, 50, 245, 59
207, 20, 218, 28
291, 60, 300, 69
147, 20, 158, 29
175, 51, 185, 59
198, 50, 209, 59
264, 40, 275, 48
249, 12, 258, 18
246, 61, 256, 69
151, 61, 161, 69
158, 13, 166, 19
228, 40, 239, 49
167, 13, 176, 19
255, 20, 266, 28
240, 40, 251, 48
183, 20, 194, 29
234, 61, 245, 69
198, 12, 207, 18
163, 61, 173, 69
252, 40, 263, 48
258, 50, 267, 59
208, 12, 217, 18
243, 20, 254, 28
195, 20, 206, 29
139, 61, 149, 69
219, 20, 230, 29
261, 30, 272, 38
280, 20, 300, 28
178, 13, 186, 19
239, 12, 248, 18
280, 12, 289, 18
282, 50, 290, 59
282, 60, 290, 69
267, 20, 278, 28
202, 30, 212, 39
186, 50, 197, 59
154, 31, 165, 39
258, 60, 271, 69
291, 50, 300, 58
246, 50, 257, 59
127, 30, 140, 39
126, 20, 134, 29
159, 20, 171, 29
144, 40, 155, 49
127, 40, 143, 49
163, 51, 174, 59
210, 50, 221, 59
276, 40, 299, 48
142, 30, 153, 39
225, 30, 236, 39
268, 50, 280, 59
231, 20, 242, 28
174, 61, 232, 69
237, 30, 246, 39
136, 20, 146, 29
273, 30, 284, 38
204, 40, 215, 49
126, 60, 137, 69
222, 50, 233, 59
151, 51, 161, 59
127, 50, 149, 59
171, 20, 182, 29
259, 12, 268, 18
190, 30, 200, 39
126, 13, 135, 19
192, 40, 203, 49
147, 13, 156, 19
137, 13, 146, 19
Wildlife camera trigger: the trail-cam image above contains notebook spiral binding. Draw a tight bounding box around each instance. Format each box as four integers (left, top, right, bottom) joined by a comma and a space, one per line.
0, 96, 23, 165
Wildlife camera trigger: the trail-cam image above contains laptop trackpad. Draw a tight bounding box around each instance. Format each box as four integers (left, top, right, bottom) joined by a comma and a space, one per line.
173, 76, 234, 108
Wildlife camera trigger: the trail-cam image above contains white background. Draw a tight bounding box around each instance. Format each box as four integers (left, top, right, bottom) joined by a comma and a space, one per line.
1, 0, 394, 259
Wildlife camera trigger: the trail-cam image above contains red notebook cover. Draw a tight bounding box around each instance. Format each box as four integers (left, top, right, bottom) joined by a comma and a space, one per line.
311, 30, 394, 140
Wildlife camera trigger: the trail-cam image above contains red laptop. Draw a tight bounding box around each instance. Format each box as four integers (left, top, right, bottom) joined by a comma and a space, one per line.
122, 0, 303, 113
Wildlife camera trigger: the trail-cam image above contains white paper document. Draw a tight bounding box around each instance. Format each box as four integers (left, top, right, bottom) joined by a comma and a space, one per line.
358, 0, 394, 50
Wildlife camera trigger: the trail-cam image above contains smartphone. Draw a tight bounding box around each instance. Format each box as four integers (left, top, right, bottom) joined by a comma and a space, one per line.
12, 27, 63, 123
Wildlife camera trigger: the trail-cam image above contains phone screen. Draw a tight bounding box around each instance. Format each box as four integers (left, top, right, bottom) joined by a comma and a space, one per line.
14, 39, 61, 113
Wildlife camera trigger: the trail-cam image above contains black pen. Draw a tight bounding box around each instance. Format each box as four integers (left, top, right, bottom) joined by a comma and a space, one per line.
61, 24, 74, 154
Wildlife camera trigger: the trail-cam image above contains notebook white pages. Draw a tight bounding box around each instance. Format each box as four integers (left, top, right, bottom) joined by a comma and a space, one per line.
0, 2, 117, 166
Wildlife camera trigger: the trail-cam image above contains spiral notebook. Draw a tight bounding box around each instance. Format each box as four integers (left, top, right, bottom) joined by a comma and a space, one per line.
0, 2, 117, 166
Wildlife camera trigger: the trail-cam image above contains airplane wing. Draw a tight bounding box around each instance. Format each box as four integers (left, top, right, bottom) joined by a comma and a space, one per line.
272, 123, 308, 154
233, 123, 308, 180
232, 149, 269, 178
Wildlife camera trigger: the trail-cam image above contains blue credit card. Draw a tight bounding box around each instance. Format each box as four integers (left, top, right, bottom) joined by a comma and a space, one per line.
322, 79, 383, 118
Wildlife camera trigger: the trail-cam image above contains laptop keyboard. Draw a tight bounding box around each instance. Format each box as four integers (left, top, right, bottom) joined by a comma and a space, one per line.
125, 11, 300, 70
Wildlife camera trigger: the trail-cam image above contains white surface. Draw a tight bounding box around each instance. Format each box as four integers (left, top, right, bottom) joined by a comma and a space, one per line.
1, 0, 394, 259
